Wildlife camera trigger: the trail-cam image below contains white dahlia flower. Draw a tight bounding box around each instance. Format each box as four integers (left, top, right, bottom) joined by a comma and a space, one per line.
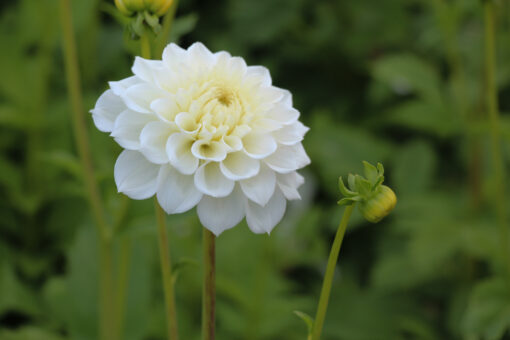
91, 42, 310, 235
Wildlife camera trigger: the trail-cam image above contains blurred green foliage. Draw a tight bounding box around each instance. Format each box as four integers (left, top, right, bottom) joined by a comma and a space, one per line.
1, 0, 510, 339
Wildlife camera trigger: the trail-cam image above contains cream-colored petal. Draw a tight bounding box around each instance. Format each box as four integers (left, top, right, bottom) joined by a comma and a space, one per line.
111, 110, 155, 150
114, 150, 159, 200
191, 140, 228, 162
194, 162, 234, 197
197, 186, 245, 235
272, 121, 309, 145
90, 90, 126, 132
124, 83, 165, 114
264, 143, 310, 173
245, 189, 286, 234
139, 121, 174, 164
156, 165, 202, 214
277, 171, 304, 200
240, 166, 276, 206
220, 151, 260, 180
166, 133, 199, 175
151, 97, 180, 122
242, 132, 277, 159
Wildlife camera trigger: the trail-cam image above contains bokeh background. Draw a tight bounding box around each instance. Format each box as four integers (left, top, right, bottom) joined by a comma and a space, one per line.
1, 0, 510, 339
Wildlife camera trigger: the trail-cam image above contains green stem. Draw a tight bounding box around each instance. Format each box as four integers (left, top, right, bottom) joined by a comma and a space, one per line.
202, 228, 216, 340
156, 0, 179, 56
140, 31, 152, 59
311, 205, 355, 340
59, 1, 115, 340
114, 238, 131, 340
483, 0, 510, 281
155, 200, 180, 340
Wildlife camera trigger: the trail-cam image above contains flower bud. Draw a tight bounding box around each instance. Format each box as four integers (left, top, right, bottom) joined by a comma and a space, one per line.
114, 0, 173, 17
358, 185, 396, 223
337, 161, 396, 223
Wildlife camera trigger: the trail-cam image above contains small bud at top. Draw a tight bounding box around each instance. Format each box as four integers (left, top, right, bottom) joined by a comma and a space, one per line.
338, 161, 397, 223
114, 0, 173, 17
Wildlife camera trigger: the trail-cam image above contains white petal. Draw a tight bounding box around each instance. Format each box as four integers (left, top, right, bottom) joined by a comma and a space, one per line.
139, 121, 174, 164
132, 57, 165, 83
280, 89, 293, 107
277, 172, 304, 200
245, 189, 286, 234
267, 105, 299, 125
220, 152, 260, 180
114, 150, 159, 200
191, 140, 228, 162
264, 143, 311, 173
166, 133, 199, 175
109, 76, 140, 96
123, 83, 164, 114
151, 97, 180, 122
240, 166, 276, 206
175, 112, 200, 134
222, 135, 243, 151
242, 133, 277, 159
111, 110, 155, 150
197, 186, 245, 236
188, 42, 214, 68
90, 90, 126, 132
245, 65, 272, 87
156, 165, 203, 214
162, 43, 187, 69
272, 121, 309, 145
194, 162, 234, 197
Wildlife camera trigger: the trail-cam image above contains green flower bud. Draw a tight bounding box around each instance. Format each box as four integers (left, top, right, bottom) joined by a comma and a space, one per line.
359, 185, 396, 223
337, 161, 397, 223
114, 0, 173, 17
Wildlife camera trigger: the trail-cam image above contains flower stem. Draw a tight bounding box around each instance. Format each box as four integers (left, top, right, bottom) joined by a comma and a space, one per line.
155, 200, 180, 340
483, 0, 510, 281
140, 30, 152, 59
114, 237, 131, 340
202, 228, 216, 340
58, 1, 114, 339
156, 0, 179, 56
311, 204, 355, 340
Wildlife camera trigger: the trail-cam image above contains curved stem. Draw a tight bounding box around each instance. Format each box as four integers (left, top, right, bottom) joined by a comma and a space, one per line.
202, 228, 216, 340
155, 200, 180, 340
311, 205, 354, 340
483, 0, 510, 281
58, 1, 114, 339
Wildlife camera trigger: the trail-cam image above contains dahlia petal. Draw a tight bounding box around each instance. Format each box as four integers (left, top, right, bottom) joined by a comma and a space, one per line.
162, 43, 187, 69
220, 152, 260, 180
197, 186, 245, 236
222, 135, 243, 151
245, 189, 286, 234
111, 110, 155, 150
151, 97, 180, 122
194, 162, 235, 197
188, 42, 215, 68
245, 65, 272, 87
175, 112, 200, 134
272, 121, 309, 145
166, 133, 199, 175
156, 165, 203, 214
132, 57, 165, 83
124, 83, 164, 114
280, 89, 293, 107
109, 76, 140, 96
114, 150, 159, 200
240, 166, 276, 206
242, 133, 277, 159
268, 105, 299, 125
277, 171, 304, 200
139, 121, 173, 164
191, 140, 228, 162
264, 143, 311, 173
90, 90, 126, 132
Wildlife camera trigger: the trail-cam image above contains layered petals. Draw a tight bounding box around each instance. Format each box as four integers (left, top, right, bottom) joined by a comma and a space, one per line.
92, 42, 311, 236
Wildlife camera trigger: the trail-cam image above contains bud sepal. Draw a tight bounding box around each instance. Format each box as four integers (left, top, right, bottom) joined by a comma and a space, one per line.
338, 161, 396, 223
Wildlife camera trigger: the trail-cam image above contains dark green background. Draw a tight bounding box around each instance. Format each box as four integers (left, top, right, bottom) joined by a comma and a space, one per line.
1, 0, 510, 339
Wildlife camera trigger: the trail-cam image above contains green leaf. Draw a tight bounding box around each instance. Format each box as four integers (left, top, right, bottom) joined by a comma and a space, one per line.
463, 278, 510, 340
